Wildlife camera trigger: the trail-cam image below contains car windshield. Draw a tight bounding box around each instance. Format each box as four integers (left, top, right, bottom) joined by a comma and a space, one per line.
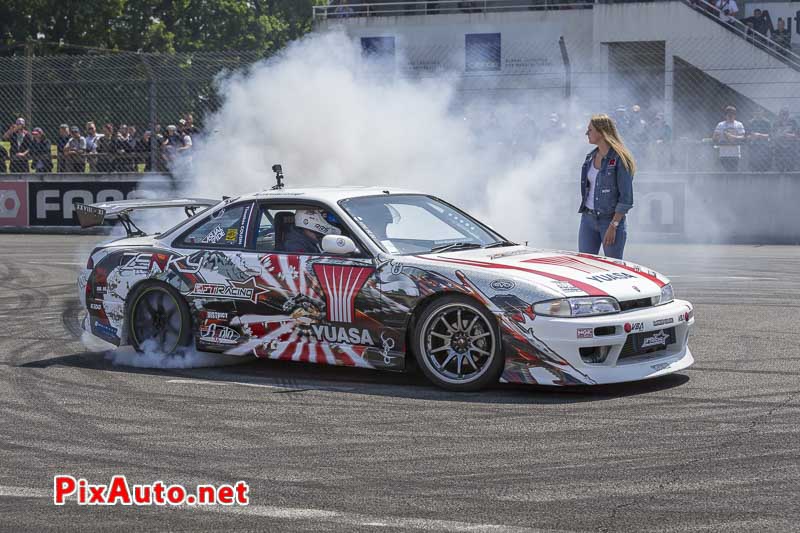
340, 194, 508, 254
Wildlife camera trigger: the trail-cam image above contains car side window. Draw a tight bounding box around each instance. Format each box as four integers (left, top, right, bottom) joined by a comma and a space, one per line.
256, 208, 282, 252
178, 202, 253, 248
255, 203, 361, 256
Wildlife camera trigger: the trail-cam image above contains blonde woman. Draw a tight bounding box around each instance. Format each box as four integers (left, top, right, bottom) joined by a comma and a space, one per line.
579, 114, 636, 259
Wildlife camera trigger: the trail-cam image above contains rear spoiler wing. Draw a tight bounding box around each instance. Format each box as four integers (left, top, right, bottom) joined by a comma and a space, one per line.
75, 198, 219, 237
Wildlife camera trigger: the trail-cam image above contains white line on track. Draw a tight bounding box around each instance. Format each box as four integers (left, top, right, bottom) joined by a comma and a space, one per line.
166, 378, 288, 390
0, 485, 540, 531
668, 275, 779, 281
0, 486, 50, 498
209, 504, 540, 532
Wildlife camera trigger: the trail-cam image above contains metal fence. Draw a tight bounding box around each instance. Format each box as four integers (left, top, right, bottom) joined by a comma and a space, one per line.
314, 0, 593, 18
0, 49, 262, 173
3, 2, 800, 176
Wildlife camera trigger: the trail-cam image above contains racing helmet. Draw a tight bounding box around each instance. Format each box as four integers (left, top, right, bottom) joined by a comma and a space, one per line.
294, 209, 342, 236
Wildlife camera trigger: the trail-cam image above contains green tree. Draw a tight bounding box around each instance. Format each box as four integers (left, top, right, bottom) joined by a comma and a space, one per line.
1, 0, 323, 55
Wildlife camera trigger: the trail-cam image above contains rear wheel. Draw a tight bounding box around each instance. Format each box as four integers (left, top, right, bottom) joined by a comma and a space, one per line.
414, 295, 504, 391
127, 283, 192, 354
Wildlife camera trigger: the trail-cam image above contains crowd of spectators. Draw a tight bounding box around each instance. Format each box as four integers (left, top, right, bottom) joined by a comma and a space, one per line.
710, 104, 798, 171
473, 102, 799, 172
0, 114, 198, 174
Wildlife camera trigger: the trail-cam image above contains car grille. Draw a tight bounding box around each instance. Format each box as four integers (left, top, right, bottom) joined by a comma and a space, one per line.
619, 338, 662, 359
619, 327, 677, 360
619, 297, 654, 312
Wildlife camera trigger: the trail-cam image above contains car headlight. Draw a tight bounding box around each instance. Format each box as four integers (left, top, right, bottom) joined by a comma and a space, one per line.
533, 297, 620, 318
656, 283, 674, 305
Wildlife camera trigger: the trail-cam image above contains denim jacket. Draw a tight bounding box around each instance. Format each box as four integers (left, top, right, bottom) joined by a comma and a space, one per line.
579, 147, 634, 215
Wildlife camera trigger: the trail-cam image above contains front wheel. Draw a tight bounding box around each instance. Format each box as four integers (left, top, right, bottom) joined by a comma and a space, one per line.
414, 295, 504, 391
127, 283, 192, 354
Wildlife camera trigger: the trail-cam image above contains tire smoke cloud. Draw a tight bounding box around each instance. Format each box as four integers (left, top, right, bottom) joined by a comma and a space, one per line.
175, 30, 589, 246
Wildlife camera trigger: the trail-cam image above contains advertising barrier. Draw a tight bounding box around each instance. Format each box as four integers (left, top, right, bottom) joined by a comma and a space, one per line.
0, 174, 176, 233
0, 172, 798, 243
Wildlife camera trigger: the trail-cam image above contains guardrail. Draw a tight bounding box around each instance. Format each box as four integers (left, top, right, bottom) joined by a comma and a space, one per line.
313, 0, 592, 19
2, 171, 798, 243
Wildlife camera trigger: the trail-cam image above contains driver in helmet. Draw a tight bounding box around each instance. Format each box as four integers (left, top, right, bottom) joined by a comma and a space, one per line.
284, 209, 341, 254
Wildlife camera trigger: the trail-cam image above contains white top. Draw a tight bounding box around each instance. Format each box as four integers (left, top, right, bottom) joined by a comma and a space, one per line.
586, 164, 599, 210
715, 0, 738, 22
714, 119, 745, 139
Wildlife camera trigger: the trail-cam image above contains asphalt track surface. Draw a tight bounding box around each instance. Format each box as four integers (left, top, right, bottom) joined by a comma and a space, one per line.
1, 234, 799, 532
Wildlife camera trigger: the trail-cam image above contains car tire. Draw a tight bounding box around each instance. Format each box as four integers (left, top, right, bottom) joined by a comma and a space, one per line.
413, 295, 504, 391
127, 282, 192, 355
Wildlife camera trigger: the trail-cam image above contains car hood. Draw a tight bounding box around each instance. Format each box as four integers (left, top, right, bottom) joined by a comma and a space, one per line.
415, 246, 670, 302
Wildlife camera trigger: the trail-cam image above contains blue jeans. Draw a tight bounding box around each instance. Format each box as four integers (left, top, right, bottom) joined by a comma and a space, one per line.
578, 212, 627, 259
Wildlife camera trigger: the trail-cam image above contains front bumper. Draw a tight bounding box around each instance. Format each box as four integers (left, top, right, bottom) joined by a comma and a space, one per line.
503, 299, 695, 385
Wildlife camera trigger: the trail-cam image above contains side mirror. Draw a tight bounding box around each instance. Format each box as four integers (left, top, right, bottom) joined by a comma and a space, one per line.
321, 235, 358, 255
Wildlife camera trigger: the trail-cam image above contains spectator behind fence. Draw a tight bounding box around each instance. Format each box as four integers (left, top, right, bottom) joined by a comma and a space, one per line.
715, 0, 738, 24
63, 126, 86, 172
114, 124, 135, 172
612, 106, 631, 138
29, 128, 53, 173
773, 18, 791, 52
137, 130, 154, 171
84, 122, 100, 171
651, 112, 673, 143
747, 109, 772, 171
0, 142, 8, 172
712, 105, 746, 172
162, 125, 181, 167
772, 108, 798, 172
183, 113, 200, 136
56, 124, 70, 172
97, 123, 115, 172
3, 118, 31, 173
743, 8, 771, 39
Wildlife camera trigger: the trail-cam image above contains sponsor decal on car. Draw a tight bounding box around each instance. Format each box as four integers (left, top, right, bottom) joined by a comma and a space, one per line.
202, 225, 226, 244
586, 272, 637, 283
651, 362, 670, 371
312, 264, 374, 323
189, 277, 269, 304
89, 303, 102, 311
225, 229, 238, 242
552, 280, 583, 294
641, 330, 670, 349
490, 279, 515, 291
94, 321, 118, 337
205, 311, 228, 320
200, 323, 240, 345
653, 317, 674, 327
118, 252, 155, 275
625, 321, 645, 333
576, 327, 593, 339
310, 324, 375, 345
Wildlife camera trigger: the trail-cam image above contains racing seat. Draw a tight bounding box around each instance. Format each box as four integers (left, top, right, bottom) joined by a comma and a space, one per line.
273, 212, 295, 252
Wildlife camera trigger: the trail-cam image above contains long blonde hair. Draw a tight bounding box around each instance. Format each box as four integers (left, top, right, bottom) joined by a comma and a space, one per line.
590, 114, 636, 175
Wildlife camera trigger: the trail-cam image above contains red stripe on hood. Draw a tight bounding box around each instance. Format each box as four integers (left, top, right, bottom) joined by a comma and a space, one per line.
419, 255, 609, 296
575, 254, 666, 288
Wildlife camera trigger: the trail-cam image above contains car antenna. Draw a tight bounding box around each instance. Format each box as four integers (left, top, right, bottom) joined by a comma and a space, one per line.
271, 164, 284, 190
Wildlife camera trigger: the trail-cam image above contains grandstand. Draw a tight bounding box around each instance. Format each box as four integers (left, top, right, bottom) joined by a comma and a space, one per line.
314, 0, 800, 139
